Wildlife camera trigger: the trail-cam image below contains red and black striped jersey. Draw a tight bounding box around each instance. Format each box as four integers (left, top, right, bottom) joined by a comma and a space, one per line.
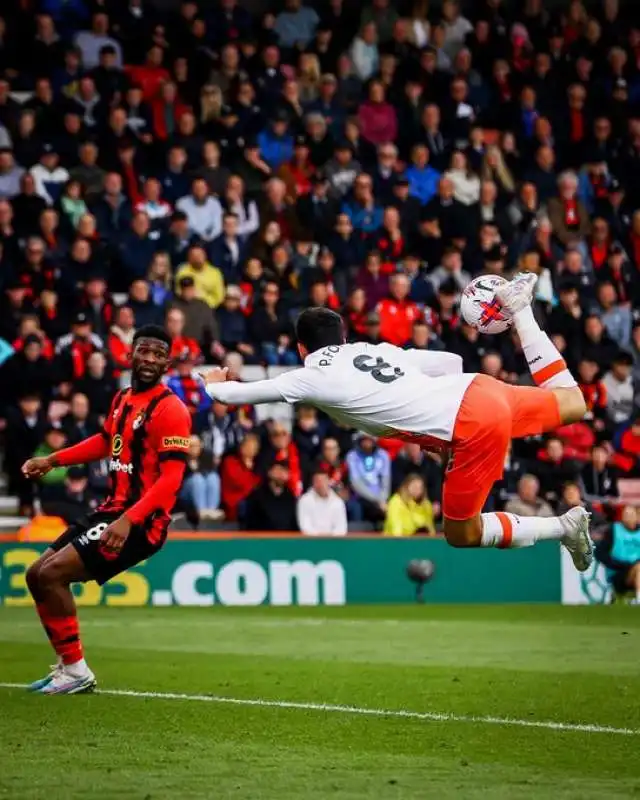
99, 384, 192, 530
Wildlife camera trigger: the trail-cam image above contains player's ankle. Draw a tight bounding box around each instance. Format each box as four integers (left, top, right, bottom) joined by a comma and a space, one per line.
65, 658, 89, 677
512, 305, 539, 339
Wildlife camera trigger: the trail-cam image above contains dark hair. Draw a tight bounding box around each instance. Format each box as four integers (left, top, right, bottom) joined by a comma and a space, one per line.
295, 307, 345, 352
133, 324, 172, 349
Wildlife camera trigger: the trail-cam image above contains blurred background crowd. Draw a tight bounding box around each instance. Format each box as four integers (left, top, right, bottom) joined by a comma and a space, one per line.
1, 0, 640, 543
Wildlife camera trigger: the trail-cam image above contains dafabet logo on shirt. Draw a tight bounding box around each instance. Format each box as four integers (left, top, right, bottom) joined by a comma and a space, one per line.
162, 436, 190, 450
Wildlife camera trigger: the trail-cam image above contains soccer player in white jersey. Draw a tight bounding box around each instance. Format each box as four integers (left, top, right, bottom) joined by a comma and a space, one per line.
203, 274, 592, 570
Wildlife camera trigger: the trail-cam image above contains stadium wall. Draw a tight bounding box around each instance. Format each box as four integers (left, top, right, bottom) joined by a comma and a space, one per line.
0, 537, 562, 605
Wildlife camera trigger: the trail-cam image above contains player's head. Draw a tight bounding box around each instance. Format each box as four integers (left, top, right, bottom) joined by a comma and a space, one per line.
131, 324, 172, 389
295, 307, 345, 359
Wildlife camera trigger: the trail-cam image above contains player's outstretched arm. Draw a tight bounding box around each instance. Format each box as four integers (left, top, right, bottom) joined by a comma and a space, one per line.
404, 349, 463, 378
200, 367, 288, 405
22, 433, 110, 479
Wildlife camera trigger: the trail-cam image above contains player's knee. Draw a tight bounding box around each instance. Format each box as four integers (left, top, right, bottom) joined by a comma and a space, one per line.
38, 559, 68, 591
443, 517, 482, 548
25, 561, 43, 595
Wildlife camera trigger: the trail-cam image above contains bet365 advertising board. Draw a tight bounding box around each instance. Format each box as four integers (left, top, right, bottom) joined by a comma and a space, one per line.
0, 538, 561, 606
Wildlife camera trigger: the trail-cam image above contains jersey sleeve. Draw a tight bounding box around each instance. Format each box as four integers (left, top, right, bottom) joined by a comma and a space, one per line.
205, 368, 320, 406
149, 396, 193, 462
402, 349, 463, 378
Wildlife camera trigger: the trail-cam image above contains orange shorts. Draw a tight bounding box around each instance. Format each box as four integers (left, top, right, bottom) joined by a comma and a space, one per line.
443, 374, 561, 521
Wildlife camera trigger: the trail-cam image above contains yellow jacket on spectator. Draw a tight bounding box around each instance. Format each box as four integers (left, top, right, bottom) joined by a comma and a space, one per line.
175, 262, 225, 308
383, 493, 435, 537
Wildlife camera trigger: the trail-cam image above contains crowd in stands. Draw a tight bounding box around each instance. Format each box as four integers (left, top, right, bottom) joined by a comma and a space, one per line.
2, 0, 640, 536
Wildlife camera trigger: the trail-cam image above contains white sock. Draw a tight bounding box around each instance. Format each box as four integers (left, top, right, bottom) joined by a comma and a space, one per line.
65, 658, 90, 677
513, 306, 577, 389
481, 512, 566, 549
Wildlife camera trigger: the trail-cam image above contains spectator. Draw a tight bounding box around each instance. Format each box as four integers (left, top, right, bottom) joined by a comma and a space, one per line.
175, 243, 225, 309
62, 392, 99, 445
41, 466, 97, 524
350, 22, 379, 82
176, 177, 223, 242
274, 0, 319, 50
127, 279, 163, 328
358, 80, 397, 147
377, 273, 422, 346
107, 305, 135, 379
181, 435, 224, 522
208, 212, 247, 285
55, 312, 103, 382
257, 110, 294, 171
405, 143, 441, 206
217, 285, 254, 361
220, 433, 261, 521
596, 504, 640, 601
244, 461, 298, 532
170, 276, 219, 350
30, 143, 69, 206
257, 422, 303, 497
548, 170, 591, 248
582, 444, 619, 502
535, 436, 582, 502
32, 425, 69, 504
504, 474, 555, 518
602, 351, 635, 426
166, 353, 212, 434
249, 281, 297, 366
346, 432, 391, 524
297, 468, 348, 536
383, 473, 435, 536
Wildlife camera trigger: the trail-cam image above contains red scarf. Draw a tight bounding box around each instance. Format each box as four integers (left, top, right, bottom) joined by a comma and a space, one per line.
71, 339, 95, 379
590, 241, 608, 270
564, 199, 579, 228
569, 109, 584, 142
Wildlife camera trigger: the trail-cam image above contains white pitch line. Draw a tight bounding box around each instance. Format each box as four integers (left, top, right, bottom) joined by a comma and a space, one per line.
0, 682, 636, 736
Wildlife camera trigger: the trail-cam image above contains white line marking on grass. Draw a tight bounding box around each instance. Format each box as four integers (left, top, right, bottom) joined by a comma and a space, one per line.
0, 682, 636, 736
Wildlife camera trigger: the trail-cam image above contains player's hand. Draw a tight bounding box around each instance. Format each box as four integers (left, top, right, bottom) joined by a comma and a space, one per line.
22, 456, 55, 479
99, 516, 132, 559
199, 367, 229, 385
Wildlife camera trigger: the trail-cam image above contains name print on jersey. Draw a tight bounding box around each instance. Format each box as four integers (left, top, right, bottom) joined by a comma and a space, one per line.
317, 345, 341, 367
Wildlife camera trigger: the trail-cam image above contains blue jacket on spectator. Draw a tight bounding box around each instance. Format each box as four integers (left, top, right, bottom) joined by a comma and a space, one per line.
325, 231, 367, 271
257, 129, 294, 169
216, 306, 248, 348
346, 442, 391, 505
208, 236, 247, 284
405, 164, 441, 205
128, 298, 164, 328
91, 195, 132, 239
158, 169, 192, 206
119, 233, 158, 282
341, 197, 383, 234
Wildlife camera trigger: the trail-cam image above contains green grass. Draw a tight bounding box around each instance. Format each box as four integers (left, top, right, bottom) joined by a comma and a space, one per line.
1, 605, 640, 799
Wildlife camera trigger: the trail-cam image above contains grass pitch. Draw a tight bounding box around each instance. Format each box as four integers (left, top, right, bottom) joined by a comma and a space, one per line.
1, 605, 639, 799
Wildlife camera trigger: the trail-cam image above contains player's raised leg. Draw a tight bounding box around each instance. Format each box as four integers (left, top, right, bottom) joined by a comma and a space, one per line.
441, 375, 592, 571
497, 273, 587, 423
25, 545, 96, 694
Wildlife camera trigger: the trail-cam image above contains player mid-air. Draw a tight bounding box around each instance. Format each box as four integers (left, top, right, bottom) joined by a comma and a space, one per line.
21, 325, 192, 694
203, 274, 592, 569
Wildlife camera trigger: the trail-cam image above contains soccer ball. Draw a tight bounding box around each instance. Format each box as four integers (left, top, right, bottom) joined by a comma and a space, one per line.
460, 274, 512, 335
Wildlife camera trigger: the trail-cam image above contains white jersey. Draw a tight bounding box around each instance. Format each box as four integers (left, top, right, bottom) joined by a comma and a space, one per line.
207, 343, 476, 445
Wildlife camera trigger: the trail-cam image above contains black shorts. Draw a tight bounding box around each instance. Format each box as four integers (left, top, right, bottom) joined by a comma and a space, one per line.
610, 567, 633, 595
50, 510, 167, 586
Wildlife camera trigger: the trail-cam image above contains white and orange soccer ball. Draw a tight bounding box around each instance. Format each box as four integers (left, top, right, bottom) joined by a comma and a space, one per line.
460, 274, 513, 335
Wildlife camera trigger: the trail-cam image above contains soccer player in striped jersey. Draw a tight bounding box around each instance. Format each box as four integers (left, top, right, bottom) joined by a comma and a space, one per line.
21, 325, 191, 694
